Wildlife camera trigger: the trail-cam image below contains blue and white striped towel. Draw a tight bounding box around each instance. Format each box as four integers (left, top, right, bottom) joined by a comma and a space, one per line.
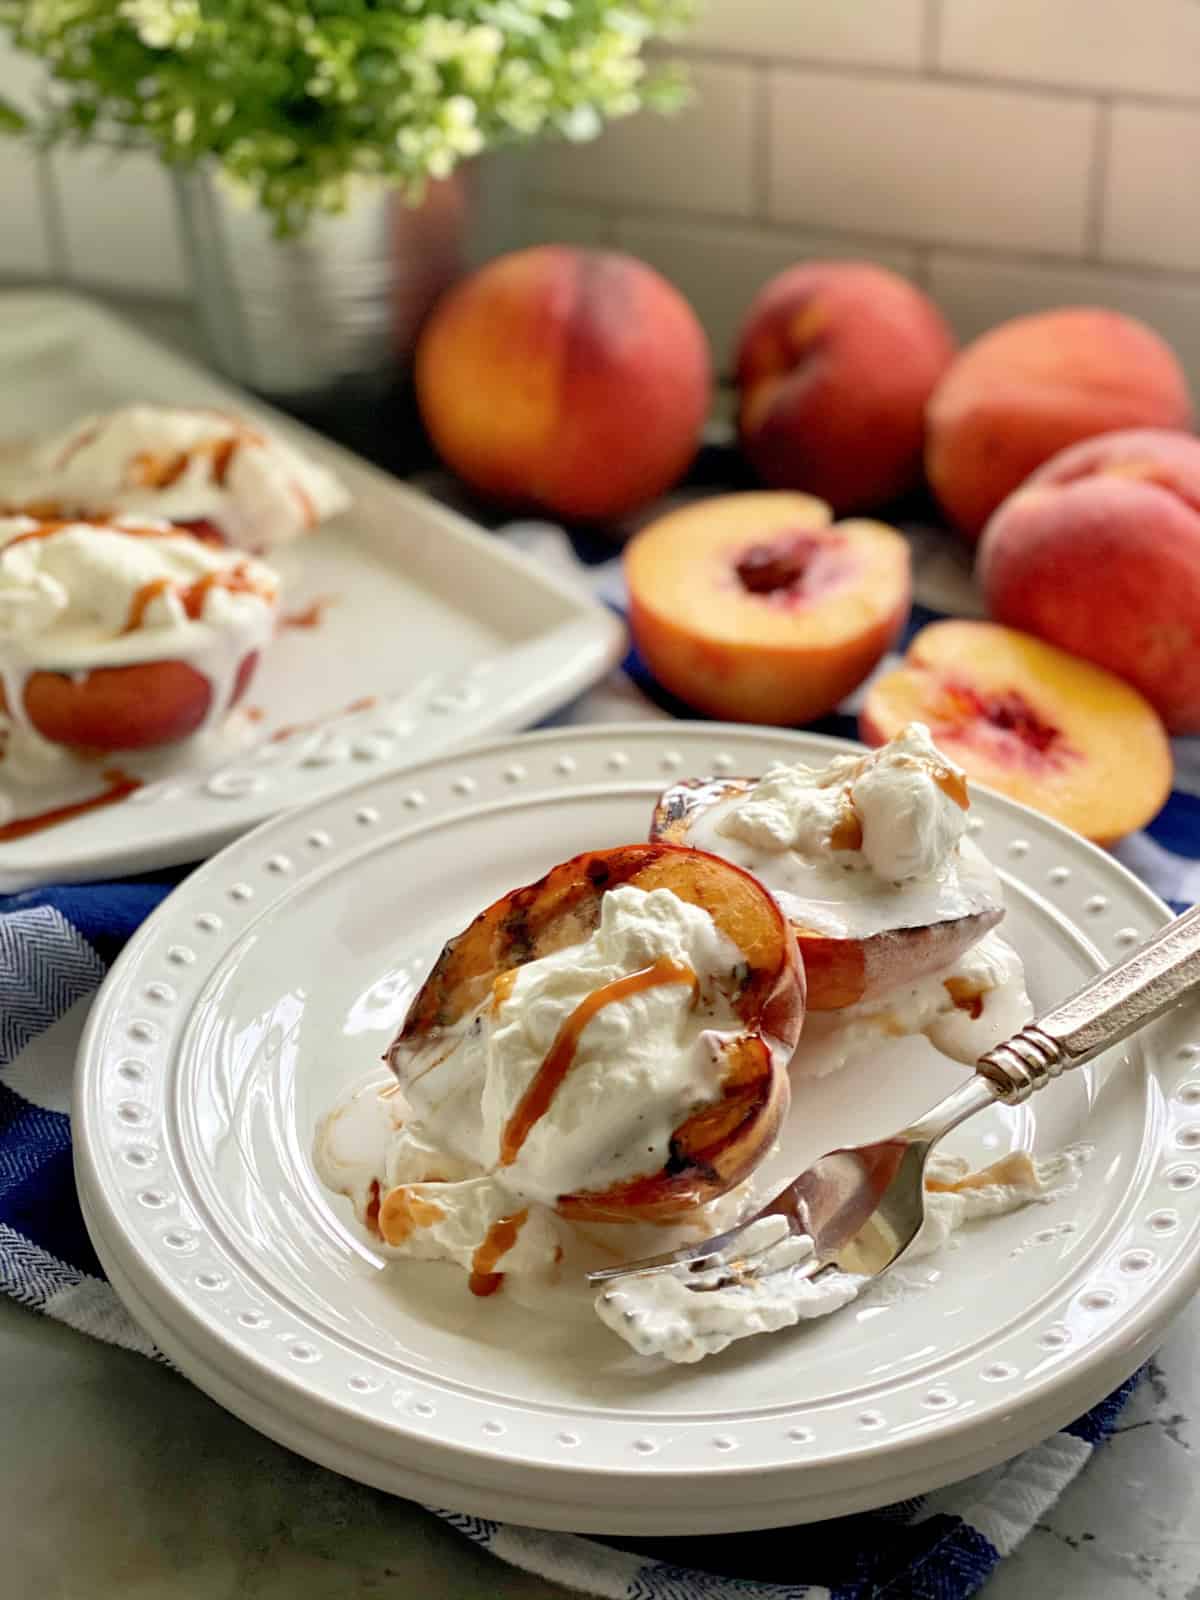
1, 519, 1196, 1600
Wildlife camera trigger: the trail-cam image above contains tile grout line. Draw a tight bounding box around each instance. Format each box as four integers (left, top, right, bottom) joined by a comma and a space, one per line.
525, 191, 1200, 287
670, 44, 1200, 114
920, 0, 943, 74
1083, 98, 1113, 262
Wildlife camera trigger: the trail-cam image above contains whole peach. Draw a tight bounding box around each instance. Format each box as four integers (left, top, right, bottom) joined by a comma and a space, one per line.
979, 429, 1200, 733
414, 246, 711, 522
735, 262, 957, 513
926, 308, 1193, 540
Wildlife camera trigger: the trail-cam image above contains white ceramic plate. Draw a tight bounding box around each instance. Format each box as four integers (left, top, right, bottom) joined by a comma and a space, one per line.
75, 725, 1200, 1534
0, 292, 625, 891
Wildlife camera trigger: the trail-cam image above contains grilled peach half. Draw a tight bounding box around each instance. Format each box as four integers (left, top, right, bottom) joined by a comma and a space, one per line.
652, 777, 1003, 1011
388, 842, 805, 1223
2, 650, 260, 751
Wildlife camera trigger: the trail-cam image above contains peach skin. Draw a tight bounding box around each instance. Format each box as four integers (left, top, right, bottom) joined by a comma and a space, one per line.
861, 620, 1172, 844
979, 429, 1200, 733
926, 308, 1194, 540
415, 246, 711, 522
625, 492, 910, 725
736, 261, 956, 513
6, 650, 260, 751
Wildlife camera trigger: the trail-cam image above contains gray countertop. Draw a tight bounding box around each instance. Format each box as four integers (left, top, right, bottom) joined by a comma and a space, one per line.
4, 1291, 1197, 1599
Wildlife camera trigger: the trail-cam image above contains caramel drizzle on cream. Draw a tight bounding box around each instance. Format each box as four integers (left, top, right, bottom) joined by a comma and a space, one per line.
468, 1210, 529, 1298
0, 768, 142, 842
497, 956, 699, 1169
377, 1184, 446, 1247
932, 764, 970, 810
121, 561, 276, 634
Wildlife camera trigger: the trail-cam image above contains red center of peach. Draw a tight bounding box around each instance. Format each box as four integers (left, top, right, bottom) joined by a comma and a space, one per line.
937, 680, 1070, 765
734, 531, 851, 603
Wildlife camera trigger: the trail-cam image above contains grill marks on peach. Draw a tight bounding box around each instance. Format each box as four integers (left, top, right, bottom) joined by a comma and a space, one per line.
497, 957, 699, 1169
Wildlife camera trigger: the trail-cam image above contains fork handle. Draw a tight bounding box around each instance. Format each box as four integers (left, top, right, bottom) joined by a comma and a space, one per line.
976, 901, 1200, 1105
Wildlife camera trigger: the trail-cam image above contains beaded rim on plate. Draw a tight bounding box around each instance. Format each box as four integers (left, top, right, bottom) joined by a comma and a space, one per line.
72, 724, 1200, 1533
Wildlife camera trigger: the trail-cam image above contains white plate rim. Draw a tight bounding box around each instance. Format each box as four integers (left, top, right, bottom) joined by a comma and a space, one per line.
73, 722, 1200, 1531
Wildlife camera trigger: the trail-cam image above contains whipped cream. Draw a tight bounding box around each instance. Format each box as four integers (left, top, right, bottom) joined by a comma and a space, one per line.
0, 515, 279, 755
794, 931, 1033, 1079
317, 886, 757, 1288
8, 405, 349, 552
595, 1144, 1090, 1363
683, 724, 1000, 940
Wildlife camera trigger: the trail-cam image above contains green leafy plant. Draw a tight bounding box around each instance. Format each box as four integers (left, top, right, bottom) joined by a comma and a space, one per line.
0, 0, 696, 233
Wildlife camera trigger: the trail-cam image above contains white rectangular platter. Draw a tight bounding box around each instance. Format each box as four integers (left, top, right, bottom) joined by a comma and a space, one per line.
0, 292, 626, 892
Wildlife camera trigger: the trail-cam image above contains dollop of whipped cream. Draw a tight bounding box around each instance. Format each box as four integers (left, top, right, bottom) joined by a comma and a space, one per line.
8, 405, 349, 552
719, 722, 968, 883
683, 723, 997, 941
316, 885, 751, 1287
595, 1144, 1091, 1364
794, 931, 1033, 1079
0, 515, 279, 645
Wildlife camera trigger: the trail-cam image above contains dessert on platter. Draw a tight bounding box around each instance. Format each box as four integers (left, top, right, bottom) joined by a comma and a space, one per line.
0, 513, 280, 838
0, 405, 349, 841
315, 726, 1088, 1366
3, 404, 349, 552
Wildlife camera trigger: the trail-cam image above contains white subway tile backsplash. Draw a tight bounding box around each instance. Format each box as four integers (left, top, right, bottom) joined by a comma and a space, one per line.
51, 148, 189, 296
0, 144, 52, 277
1104, 104, 1200, 272
768, 71, 1097, 254
613, 216, 918, 371
689, 0, 925, 69
530, 63, 756, 217
928, 252, 1200, 392
520, 203, 618, 251
939, 0, 1200, 103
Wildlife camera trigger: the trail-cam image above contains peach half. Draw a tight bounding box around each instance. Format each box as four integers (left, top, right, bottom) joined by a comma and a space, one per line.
625, 492, 911, 725
4, 650, 260, 751
389, 842, 805, 1223
861, 621, 1172, 844
651, 775, 1002, 1011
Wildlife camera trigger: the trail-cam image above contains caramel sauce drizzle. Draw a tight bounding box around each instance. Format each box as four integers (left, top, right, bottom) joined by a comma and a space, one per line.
0, 768, 142, 842
943, 977, 985, 1020
469, 1209, 529, 1298
377, 1184, 446, 1248
119, 562, 276, 634
129, 449, 190, 489
829, 803, 863, 852
497, 956, 699, 1169
121, 577, 171, 633
281, 595, 336, 630
932, 763, 970, 810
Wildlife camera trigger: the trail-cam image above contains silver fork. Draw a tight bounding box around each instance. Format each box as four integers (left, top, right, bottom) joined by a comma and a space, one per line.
589, 901, 1200, 1297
